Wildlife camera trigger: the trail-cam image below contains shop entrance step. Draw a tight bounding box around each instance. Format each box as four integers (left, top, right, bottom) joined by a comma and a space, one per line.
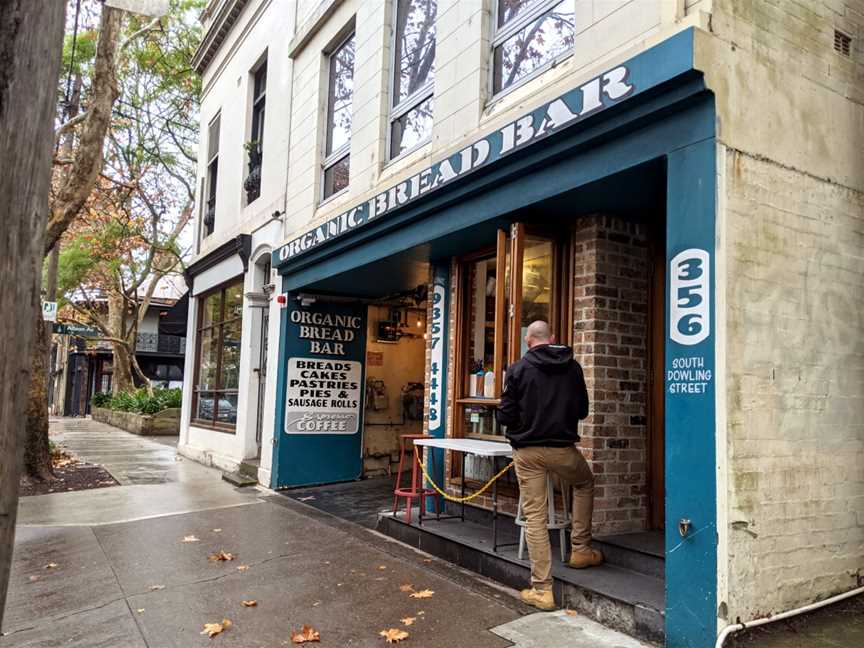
377, 511, 664, 644
238, 458, 259, 480
594, 531, 665, 579
221, 470, 257, 487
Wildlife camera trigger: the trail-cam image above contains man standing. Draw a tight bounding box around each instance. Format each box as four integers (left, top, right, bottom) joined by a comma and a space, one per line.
497, 321, 603, 611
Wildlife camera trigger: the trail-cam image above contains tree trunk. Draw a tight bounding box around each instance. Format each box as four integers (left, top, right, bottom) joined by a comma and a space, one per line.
112, 342, 136, 394
23, 316, 53, 482
0, 0, 66, 630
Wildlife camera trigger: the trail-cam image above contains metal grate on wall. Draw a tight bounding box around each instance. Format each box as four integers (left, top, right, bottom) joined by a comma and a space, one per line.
834, 29, 852, 58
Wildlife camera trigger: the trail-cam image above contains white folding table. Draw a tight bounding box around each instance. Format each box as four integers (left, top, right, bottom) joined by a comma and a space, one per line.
413, 437, 514, 552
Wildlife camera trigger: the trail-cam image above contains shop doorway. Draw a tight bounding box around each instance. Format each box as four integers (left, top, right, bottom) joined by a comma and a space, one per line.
648, 219, 666, 531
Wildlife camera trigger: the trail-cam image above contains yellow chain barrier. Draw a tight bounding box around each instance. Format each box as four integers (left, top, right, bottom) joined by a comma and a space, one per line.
417, 458, 514, 503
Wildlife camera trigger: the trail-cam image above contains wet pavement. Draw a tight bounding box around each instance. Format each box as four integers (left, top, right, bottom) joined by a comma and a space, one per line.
18, 419, 259, 526
3, 418, 656, 647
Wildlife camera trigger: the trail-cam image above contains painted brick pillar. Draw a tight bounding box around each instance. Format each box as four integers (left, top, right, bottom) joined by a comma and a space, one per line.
572, 214, 650, 536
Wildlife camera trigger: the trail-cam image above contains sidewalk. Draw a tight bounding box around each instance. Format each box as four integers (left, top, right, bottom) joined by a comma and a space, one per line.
3, 417, 652, 647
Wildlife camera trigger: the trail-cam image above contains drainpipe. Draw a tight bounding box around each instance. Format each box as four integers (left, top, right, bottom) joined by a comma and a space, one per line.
277, 0, 300, 242
714, 586, 864, 648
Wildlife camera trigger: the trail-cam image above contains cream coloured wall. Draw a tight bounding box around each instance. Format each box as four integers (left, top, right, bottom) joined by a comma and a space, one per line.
694, 0, 864, 626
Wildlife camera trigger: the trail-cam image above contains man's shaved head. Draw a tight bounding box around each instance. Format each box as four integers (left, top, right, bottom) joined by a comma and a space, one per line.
525, 321, 553, 348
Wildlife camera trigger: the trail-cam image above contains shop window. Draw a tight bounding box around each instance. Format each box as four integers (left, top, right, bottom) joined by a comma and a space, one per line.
203, 113, 220, 238
454, 224, 571, 440
390, 0, 436, 159
192, 278, 244, 430
322, 32, 355, 200
245, 59, 267, 203
492, 0, 576, 96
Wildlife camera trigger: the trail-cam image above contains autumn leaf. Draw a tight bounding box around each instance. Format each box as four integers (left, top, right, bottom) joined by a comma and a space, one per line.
44, 563, 59, 570
236, 564, 249, 572
399, 584, 414, 593
291, 624, 321, 644
200, 618, 232, 638
208, 550, 234, 562
380, 628, 410, 643
565, 608, 578, 616
401, 616, 416, 626
409, 589, 434, 599
241, 600, 257, 607
378, 565, 387, 571
212, 528, 222, 533
182, 535, 200, 543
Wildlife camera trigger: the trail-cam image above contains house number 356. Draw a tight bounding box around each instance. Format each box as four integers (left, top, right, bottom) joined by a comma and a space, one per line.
670, 248, 710, 346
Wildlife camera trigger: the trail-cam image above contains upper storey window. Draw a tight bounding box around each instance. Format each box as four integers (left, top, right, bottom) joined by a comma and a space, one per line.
245, 59, 267, 204
390, 0, 436, 159
323, 32, 355, 200
203, 113, 220, 238
492, 0, 576, 95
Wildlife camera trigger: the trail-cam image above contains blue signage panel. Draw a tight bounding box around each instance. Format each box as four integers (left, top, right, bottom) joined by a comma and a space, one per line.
665, 139, 717, 647
272, 299, 367, 488
424, 265, 449, 508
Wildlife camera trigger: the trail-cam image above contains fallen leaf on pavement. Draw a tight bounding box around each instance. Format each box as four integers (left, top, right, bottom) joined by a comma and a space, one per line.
201, 619, 232, 638
182, 535, 200, 543
237, 564, 249, 571
148, 585, 165, 591
401, 617, 416, 626
241, 600, 257, 607
378, 565, 387, 570
212, 528, 222, 533
29, 575, 40, 582
209, 550, 234, 562
312, 601, 321, 607
409, 589, 434, 599
565, 609, 578, 616
399, 584, 414, 593
380, 628, 409, 643
417, 611, 425, 616
137, 608, 145, 613
43, 563, 59, 570
291, 624, 320, 643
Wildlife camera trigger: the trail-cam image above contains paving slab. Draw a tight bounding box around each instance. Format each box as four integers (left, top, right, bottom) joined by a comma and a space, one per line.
0, 600, 146, 648
2, 526, 123, 633
491, 610, 653, 647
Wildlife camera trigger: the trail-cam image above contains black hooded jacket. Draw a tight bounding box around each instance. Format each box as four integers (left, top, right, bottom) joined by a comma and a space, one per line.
497, 344, 589, 448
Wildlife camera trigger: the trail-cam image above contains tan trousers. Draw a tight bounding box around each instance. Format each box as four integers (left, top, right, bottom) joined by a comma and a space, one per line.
512, 445, 595, 591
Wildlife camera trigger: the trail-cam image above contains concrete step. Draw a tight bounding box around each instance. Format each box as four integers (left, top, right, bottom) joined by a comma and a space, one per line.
221, 471, 257, 487
377, 512, 664, 644
238, 459, 260, 480
594, 532, 665, 579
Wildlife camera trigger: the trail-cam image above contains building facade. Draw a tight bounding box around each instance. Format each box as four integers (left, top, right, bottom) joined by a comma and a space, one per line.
186, 1, 864, 647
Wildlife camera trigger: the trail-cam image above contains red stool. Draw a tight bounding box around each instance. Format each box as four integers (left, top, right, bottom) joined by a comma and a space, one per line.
393, 434, 438, 524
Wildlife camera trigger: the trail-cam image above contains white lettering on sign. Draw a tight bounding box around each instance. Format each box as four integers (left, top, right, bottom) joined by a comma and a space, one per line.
285, 358, 361, 434
667, 355, 712, 395
289, 310, 362, 356
275, 65, 634, 266
670, 248, 710, 346
428, 282, 446, 432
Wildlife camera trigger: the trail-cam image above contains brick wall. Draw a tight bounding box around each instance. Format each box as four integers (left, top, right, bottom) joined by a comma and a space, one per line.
572, 215, 650, 536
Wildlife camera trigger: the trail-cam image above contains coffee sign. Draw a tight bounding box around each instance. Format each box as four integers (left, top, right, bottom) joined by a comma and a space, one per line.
283, 301, 366, 436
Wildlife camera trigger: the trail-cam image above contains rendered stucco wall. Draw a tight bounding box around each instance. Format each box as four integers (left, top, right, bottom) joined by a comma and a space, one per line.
699, 0, 864, 623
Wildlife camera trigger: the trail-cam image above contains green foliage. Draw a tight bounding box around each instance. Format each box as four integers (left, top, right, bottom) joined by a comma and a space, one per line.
104, 388, 182, 414
91, 391, 112, 408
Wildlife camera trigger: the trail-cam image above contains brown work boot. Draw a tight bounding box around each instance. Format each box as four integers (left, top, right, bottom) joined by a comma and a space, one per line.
520, 588, 556, 611
567, 548, 604, 569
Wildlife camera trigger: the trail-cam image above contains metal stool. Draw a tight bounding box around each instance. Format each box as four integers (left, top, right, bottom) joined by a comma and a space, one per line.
393, 434, 438, 524
515, 474, 572, 562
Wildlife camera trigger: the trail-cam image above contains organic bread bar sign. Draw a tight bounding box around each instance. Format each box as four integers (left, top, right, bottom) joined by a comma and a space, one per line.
283, 301, 366, 435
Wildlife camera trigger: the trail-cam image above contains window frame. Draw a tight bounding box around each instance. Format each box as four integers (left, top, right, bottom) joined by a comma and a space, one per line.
203, 112, 220, 238
191, 278, 245, 432
246, 57, 268, 204
387, 0, 437, 162
488, 0, 576, 103
452, 223, 572, 442
321, 30, 356, 202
